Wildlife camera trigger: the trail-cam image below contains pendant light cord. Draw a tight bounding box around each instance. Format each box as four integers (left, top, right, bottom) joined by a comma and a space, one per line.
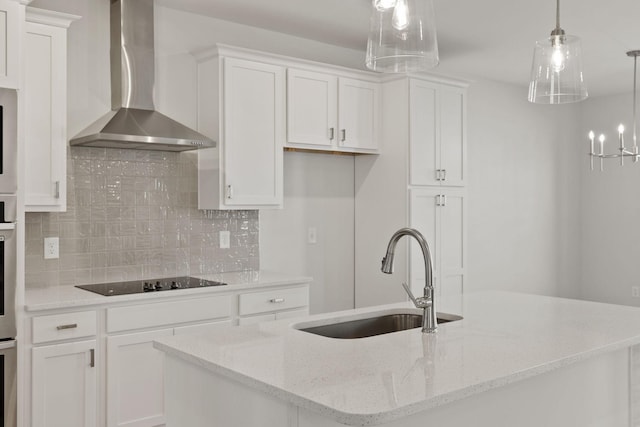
556, 0, 561, 30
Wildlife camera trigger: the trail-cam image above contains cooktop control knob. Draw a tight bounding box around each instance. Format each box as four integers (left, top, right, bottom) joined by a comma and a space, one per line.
171, 281, 178, 289
155, 280, 162, 290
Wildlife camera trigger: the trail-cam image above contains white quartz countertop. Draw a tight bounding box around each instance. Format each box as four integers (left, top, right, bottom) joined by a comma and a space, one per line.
25, 271, 312, 312
154, 292, 640, 426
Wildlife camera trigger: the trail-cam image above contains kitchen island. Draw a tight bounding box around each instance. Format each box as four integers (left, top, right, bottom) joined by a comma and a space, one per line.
154, 292, 640, 426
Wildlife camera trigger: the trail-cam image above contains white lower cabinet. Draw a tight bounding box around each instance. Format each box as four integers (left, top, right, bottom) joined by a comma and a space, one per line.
31, 340, 97, 427
27, 282, 310, 427
106, 329, 173, 427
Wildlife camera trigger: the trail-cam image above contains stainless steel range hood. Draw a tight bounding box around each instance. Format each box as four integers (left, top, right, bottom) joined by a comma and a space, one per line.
70, 0, 215, 151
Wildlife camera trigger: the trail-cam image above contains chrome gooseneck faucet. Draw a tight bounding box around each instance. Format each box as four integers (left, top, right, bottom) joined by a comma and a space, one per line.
381, 228, 437, 333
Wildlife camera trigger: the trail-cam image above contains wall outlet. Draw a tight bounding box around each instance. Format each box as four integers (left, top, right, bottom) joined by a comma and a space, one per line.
633, 286, 640, 298
307, 227, 317, 245
44, 237, 59, 259
219, 231, 230, 249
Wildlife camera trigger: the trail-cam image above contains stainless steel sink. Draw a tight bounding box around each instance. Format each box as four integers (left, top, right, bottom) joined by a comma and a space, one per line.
296, 311, 462, 339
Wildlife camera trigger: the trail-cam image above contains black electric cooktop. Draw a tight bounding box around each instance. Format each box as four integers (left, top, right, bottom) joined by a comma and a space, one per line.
75, 276, 227, 296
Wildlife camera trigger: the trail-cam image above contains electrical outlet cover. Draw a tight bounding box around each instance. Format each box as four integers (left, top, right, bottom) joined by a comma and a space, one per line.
44, 237, 59, 259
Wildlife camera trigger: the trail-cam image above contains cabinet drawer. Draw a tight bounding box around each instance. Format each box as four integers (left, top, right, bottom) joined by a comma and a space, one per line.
238, 286, 308, 316
107, 295, 232, 333
32, 311, 97, 344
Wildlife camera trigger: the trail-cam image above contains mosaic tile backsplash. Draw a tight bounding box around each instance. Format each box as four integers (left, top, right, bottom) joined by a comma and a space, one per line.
25, 147, 259, 288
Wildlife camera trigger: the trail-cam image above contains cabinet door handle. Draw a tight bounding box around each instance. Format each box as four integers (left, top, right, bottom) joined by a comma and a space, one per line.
56, 323, 78, 330
226, 185, 233, 200
435, 170, 442, 181
270, 298, 285, 303
441, 194, 447, 207
328, 128, 335, 140
340, 129, 346, 143
90, 349, 95, 368
54, 181, 60, 199
442, 169, 447, 181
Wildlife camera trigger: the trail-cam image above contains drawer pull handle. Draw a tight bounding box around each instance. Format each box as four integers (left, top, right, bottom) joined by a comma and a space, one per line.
270, 298, 285, 303
56, 323, 78, 330
90, 349, 95, 368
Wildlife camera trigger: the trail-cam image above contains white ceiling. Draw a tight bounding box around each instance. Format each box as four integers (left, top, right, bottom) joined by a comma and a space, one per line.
156, 0, 640, 98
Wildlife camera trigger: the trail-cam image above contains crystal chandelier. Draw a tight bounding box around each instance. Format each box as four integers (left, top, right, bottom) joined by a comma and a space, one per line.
528, 0, 587, 104
589, 51, 640, 171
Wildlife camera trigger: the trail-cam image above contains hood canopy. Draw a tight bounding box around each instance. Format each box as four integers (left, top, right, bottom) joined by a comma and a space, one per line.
70, 0, 215, 151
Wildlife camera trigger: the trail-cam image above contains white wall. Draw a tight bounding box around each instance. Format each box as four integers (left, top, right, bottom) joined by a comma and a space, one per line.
579, 92, 640, 306
466, 79, 582, 297
260, 153, 355, 314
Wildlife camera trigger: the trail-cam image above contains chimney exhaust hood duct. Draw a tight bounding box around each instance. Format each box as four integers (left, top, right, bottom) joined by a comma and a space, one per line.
70, 0, 215, 151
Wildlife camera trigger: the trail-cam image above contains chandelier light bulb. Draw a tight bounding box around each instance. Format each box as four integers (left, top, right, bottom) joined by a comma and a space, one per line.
618, 124, 625, 134
551, 44, 565, 72
392, 0, 410, 31
374, 0, 397, 11
588, 131, 595, 140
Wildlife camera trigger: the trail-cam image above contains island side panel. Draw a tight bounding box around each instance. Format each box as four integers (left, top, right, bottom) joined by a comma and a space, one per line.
632, 344, 640, 426
164, 355, 298, 427
297, 347, 631, 427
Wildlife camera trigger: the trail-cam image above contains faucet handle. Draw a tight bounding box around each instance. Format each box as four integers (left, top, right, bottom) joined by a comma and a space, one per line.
402, 283, 432, 309
401, 283, 420, 307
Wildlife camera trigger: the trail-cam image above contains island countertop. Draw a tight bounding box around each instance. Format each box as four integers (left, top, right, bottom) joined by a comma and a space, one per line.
154, 292, 640, 426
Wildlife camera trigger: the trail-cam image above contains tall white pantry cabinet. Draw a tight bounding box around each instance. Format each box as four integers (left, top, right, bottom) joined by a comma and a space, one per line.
355, 75, 468, 314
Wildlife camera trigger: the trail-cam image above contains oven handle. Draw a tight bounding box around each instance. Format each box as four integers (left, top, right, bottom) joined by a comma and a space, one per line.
0, 340, 16, 350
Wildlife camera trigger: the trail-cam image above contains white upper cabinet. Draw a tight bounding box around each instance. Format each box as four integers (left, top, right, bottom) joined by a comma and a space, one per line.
0, 0, 21, 89
24, 8, 79, 212
409, 79, 466, 187
197, 48, 285, 210
286, 68, 380, 154
287, 69, 337, 149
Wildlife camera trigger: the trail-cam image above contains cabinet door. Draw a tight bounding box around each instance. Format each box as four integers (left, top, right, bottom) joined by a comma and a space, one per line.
32, 340, 97, 427
409, 188, 466, 314
107, 329, 173, 427
439, 87, 466, 187
408, 188, 440, 298
0, 0, 19, 89
438, 190, 466, 314
338, 78, 379, 152
409, 80, 439, 186
286, 69, 337, 149
24, 20, 68, 211
222, 58, 284, 207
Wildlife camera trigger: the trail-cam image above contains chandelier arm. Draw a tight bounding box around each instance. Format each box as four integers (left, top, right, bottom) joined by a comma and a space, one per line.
555, 0, 561, 31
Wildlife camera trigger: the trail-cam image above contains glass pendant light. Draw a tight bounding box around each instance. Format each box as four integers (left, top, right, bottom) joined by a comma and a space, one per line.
528, 0, 587, 104
365, 0, 439, 73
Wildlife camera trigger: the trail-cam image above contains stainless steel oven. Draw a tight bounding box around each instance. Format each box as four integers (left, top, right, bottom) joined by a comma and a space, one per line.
0, 195, 15, 341
0, 90, 16, 195
0, 340, 15, 427
0, 193, 16, 427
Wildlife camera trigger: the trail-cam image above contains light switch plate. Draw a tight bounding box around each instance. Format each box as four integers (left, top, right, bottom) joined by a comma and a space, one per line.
219, 231, 230, 249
